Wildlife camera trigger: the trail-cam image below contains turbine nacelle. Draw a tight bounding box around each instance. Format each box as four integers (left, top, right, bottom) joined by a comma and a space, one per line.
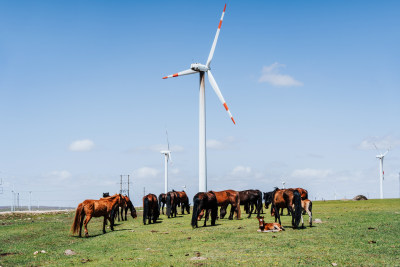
190, 63, 209, 72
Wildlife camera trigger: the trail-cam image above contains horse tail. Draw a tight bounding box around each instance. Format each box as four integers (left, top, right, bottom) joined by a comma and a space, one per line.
236, 192, 241, 219
71, 203, 83, 235
166, 193, 171, 217
191, 195, 200, 228
143, 197, 149, 224
304, 189, 309, 200
293, 190, 302, 228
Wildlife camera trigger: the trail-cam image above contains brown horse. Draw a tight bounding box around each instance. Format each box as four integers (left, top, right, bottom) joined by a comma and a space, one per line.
191, 192, 218, 228
71, 194, 123, 237
293, 188, 308, 200
166, 191, 179, 218
175, 191, 190, 214
114, 195, 131, 222
270, 188, 302, 228
211, 190, 241, 220
143, 194, 159, 224
256, 216, 284, 232
301, 199, 313, 227
158, 193, 167, 214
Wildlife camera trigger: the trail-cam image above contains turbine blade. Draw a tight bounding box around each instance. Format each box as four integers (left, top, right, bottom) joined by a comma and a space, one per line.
207, 70, 235, 124
206, 4, 227, 67
162, 69, 197, 79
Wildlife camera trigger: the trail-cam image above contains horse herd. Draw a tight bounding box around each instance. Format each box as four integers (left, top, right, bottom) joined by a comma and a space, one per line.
71, 187, 312, 237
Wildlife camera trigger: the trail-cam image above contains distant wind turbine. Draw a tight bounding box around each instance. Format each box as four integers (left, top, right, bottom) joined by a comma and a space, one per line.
374, 144, 389, 199
161, 130, 172, 194
281, 180, 286, 189
163, 4, 235, 192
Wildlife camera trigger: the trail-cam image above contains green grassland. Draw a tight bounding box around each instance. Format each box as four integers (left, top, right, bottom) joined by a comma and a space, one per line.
1, 199, 399, 266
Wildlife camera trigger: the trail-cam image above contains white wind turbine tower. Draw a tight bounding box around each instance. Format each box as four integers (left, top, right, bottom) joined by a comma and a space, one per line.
374, 144, 389, 199
281, 180, 286, 189
163, 4, 235, 192
161, 130, 172, 194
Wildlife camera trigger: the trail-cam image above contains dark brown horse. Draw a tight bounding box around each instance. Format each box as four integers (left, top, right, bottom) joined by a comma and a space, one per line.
143, 194, 159, 224
166, 191, 179, 218
239, 189, 262, 218
191, 192, 218, 228
212, 190, 241, 220
71, 194, 123, 237
158, 193, 167, 214
175, 191, 190, 214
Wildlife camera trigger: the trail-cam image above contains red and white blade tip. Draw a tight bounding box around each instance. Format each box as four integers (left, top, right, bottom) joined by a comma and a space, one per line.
162, 73, 179, 79
223, 102, 236, 125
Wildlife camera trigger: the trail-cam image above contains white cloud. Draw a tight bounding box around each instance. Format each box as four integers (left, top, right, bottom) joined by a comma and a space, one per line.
358, 135, 400, 150
259, 63, 303, 87
69, 139, 94, 152
135, 167, 160, 179
207, 136, 235, 150
291, 168, 332, 178
46, 170, 71, 181
231, 165, 252, 176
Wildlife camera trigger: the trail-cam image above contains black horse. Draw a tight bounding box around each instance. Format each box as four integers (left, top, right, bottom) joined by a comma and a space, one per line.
158, 193, 167, 215
238, 189, 262, 218
191, 191, 218, 228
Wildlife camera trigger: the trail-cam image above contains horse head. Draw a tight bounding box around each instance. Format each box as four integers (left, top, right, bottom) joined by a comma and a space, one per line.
264, 192, 273, 209
257, 216, 265, 229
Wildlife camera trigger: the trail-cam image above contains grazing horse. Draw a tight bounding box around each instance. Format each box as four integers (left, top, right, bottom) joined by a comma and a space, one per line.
175, 191, 190, 214
256, 216, 284, 232
143, 194, 159, 224
191, 192, 218, 228
239, 190, 262, 218
301, 199, 313, 227
121, 195, 136, 221
71, 194, 123, 237
158, 193, 167, 215
166, 191, 179, 218
212, 190, 241, 220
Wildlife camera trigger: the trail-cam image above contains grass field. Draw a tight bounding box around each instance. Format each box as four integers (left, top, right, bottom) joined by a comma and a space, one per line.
1, 199, 399, 266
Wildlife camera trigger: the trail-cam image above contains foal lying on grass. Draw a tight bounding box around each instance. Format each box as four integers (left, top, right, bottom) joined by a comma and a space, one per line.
257, 216, 284, 232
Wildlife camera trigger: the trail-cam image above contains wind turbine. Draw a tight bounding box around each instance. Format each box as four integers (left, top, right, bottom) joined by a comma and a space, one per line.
162, 4, 235, 192
160, 130, 172, 194
281, 179, 286, 189
374, 144, 389, 199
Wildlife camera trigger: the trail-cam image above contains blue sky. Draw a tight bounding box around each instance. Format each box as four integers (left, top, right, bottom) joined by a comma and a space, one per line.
0, 1, 399, 207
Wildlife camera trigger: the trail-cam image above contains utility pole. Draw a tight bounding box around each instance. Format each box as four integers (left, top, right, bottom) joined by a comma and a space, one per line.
11, 190, 14, 212
120, 175, 123, 194
143, 187, 146, 197
17, 193, 19, 210
29, 191, 32, 211
127, 175, 130, 198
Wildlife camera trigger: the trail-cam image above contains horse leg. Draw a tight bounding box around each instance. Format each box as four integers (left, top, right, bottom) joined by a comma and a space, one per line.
307, 205, 312, 227
229, 204, 235, 220
83, 215, 92, 238
203, 209, 209, 227
162, 203, 165, 215
103, 217, 107, 234
79, 212, 85, 237
248, 202, 254, 218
